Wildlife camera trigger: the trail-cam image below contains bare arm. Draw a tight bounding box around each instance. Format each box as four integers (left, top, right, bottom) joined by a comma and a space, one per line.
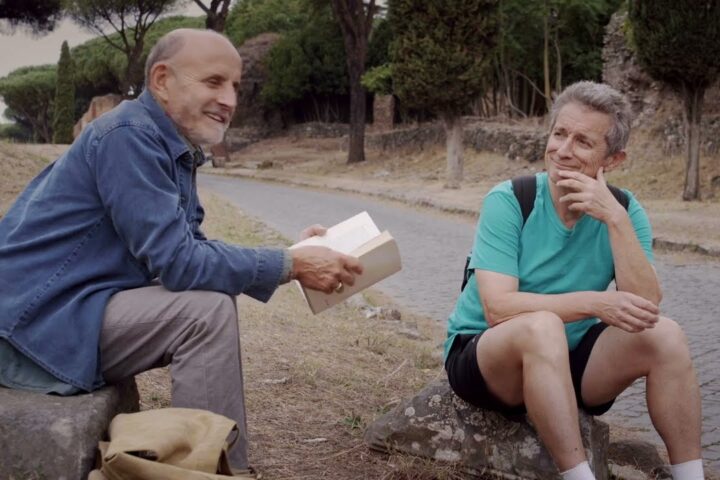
557, 168, 662, 304
477, 269, 659, 332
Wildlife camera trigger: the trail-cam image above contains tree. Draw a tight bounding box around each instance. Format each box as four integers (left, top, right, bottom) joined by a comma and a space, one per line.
629, 1, 720, 201
390, 0, 498, 188
0, 0, 63, 33
328, 0, 378, 164
192, 0, 232, 31
493, 0, 620, 118
0, 66, 57, 143
225, 0, 310, 46
66, 0, 182, 97
262, 8, 349, 122
53, 41, 76, 144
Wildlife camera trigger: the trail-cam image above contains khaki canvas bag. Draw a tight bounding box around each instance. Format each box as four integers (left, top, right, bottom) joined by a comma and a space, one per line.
88, 408, 254, 480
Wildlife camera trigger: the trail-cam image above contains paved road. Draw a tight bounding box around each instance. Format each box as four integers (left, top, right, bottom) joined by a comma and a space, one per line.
200, 173, 720, 472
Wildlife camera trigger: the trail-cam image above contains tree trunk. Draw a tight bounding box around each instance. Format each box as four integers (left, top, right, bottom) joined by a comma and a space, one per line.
346, 58, 367, 164
554, 29, 562, 95
682, 84, 705, 201
443, 115, 463, 189
125, 42, 144, 97
543, 7, 552, 112
206, 12, 225, 32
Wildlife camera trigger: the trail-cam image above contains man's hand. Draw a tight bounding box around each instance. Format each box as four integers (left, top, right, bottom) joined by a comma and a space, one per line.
595, 291, 659, 333
299, 224, 327, 241
290, 246, 363, 294
556, 168, 627, 224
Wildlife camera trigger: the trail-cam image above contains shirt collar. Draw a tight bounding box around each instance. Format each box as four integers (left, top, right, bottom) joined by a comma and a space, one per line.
138, 89, 206, 167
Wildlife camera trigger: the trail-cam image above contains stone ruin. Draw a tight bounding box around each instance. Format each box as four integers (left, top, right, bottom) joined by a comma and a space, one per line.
602, 11, 720, 156
73, 93, 123, 139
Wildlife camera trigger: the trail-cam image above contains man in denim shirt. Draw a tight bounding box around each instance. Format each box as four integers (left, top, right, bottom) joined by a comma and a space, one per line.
0, 28, 361, 472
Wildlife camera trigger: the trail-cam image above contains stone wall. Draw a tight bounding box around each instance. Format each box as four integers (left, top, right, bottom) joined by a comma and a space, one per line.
364, 120, 547, 163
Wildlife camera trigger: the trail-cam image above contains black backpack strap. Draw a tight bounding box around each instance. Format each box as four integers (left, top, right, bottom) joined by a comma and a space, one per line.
511, 175, 538, 225
607, 183, 630, 211
461, 175, 538, 292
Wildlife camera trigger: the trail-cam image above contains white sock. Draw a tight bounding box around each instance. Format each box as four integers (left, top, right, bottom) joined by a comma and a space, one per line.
560, 461, 595, 480
671, 459, 704, 480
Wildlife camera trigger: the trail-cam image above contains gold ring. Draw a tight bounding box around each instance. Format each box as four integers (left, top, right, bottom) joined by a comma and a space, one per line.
334, 282, 344, 293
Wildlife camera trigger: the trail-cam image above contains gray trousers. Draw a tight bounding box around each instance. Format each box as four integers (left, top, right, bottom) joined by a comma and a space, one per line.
100, 285, 249, 469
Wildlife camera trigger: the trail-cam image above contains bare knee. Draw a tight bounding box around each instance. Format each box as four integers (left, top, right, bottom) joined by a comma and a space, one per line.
514, 311, 568, 362
638, 316, 691, 364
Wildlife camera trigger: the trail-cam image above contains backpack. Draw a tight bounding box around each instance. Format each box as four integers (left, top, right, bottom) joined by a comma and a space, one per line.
460, 174, 630, 292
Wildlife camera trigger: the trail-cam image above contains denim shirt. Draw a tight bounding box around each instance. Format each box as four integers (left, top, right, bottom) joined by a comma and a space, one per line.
0, 90, 286, 392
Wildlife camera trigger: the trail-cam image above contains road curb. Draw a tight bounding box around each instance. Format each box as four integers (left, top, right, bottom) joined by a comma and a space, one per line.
203, 168, 720, 259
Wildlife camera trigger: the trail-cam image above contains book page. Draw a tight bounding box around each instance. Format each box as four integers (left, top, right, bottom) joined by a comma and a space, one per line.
290, 211, 381, 254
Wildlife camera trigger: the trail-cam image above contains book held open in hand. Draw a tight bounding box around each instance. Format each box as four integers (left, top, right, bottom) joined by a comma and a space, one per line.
289, 211, 402, 314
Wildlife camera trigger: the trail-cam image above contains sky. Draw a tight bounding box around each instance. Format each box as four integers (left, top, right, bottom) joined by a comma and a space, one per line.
0, 2, 205, 123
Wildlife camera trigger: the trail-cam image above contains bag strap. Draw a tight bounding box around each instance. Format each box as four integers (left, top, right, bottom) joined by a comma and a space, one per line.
607, 184, 629, 210
461, 175, 538, 291
510, 174, 538, 226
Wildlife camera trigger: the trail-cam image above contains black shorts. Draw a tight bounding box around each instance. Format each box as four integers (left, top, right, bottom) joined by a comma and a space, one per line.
445, 322, 614, 416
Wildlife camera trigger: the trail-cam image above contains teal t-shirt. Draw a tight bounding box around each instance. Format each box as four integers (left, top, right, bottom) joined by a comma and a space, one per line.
444, 172, 654, 360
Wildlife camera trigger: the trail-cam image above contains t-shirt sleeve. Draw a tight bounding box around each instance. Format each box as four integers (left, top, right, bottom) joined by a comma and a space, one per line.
626, 191, 654, 264
469, 185, 524, 278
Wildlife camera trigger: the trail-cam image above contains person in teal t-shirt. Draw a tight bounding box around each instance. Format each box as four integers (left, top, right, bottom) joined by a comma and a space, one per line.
445, 82, 704, 480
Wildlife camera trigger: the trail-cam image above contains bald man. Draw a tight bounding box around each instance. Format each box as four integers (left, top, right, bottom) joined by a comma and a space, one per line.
0, 29, 361, 474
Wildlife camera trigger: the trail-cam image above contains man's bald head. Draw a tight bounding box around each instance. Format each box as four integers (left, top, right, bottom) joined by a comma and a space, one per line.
144, 28, 241, 83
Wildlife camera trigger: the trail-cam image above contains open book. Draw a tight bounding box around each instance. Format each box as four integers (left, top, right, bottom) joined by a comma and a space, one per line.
289, 211, 402, 314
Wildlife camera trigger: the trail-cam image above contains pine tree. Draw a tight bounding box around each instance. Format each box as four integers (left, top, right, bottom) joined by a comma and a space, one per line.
390, 0, 499, 188
629, 0, 720, 200
53, 41, 76, 144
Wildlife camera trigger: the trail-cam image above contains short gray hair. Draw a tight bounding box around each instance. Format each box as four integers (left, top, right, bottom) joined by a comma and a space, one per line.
549, 81, 633, 155
144, 31, 187, 82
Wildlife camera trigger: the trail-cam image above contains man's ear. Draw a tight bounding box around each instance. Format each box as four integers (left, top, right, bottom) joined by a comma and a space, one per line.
148, 63, 171, 102
603, 150, 626, 173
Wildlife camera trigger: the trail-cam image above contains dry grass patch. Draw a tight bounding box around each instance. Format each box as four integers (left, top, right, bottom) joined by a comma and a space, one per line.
136, 191, 461, 479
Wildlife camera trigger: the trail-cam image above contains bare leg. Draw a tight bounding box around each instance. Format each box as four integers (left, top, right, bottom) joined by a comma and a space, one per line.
581, 317, 702, 464
477, 311, 587, 470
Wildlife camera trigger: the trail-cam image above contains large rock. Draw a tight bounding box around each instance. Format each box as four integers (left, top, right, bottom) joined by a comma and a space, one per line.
365, 379, 609, 480
0, 378, 139, 480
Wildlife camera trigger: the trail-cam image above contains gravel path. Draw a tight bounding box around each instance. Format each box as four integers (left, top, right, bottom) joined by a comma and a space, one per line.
200, 173, 720, 472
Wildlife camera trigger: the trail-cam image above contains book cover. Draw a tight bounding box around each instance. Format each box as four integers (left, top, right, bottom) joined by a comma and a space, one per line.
289, 212, 402, 314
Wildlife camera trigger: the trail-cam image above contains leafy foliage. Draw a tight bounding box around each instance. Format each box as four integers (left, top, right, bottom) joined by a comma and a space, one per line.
65, 0, 184, 96
361, 64, 391, 95
0, 66, 57, 143
53, 41, 76, 144
628, 0, 720, 91
225, 0, 310, 46
260, 2, 348, 119
70, 15, 203, 114
390, 0, 499, 117
367, 17, 393, 69
0, 0, 63, 33
0, 122, 33, 142
495, 0, 622, 116
628, 0, 720, 200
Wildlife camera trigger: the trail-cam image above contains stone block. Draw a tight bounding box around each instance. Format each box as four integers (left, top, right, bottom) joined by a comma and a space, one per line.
0, 378, 139, 480
365, 378, 609, 480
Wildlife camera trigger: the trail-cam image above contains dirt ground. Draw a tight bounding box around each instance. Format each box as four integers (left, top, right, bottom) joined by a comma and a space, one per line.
217, 131, 720, 260
1, 137, 718, 479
